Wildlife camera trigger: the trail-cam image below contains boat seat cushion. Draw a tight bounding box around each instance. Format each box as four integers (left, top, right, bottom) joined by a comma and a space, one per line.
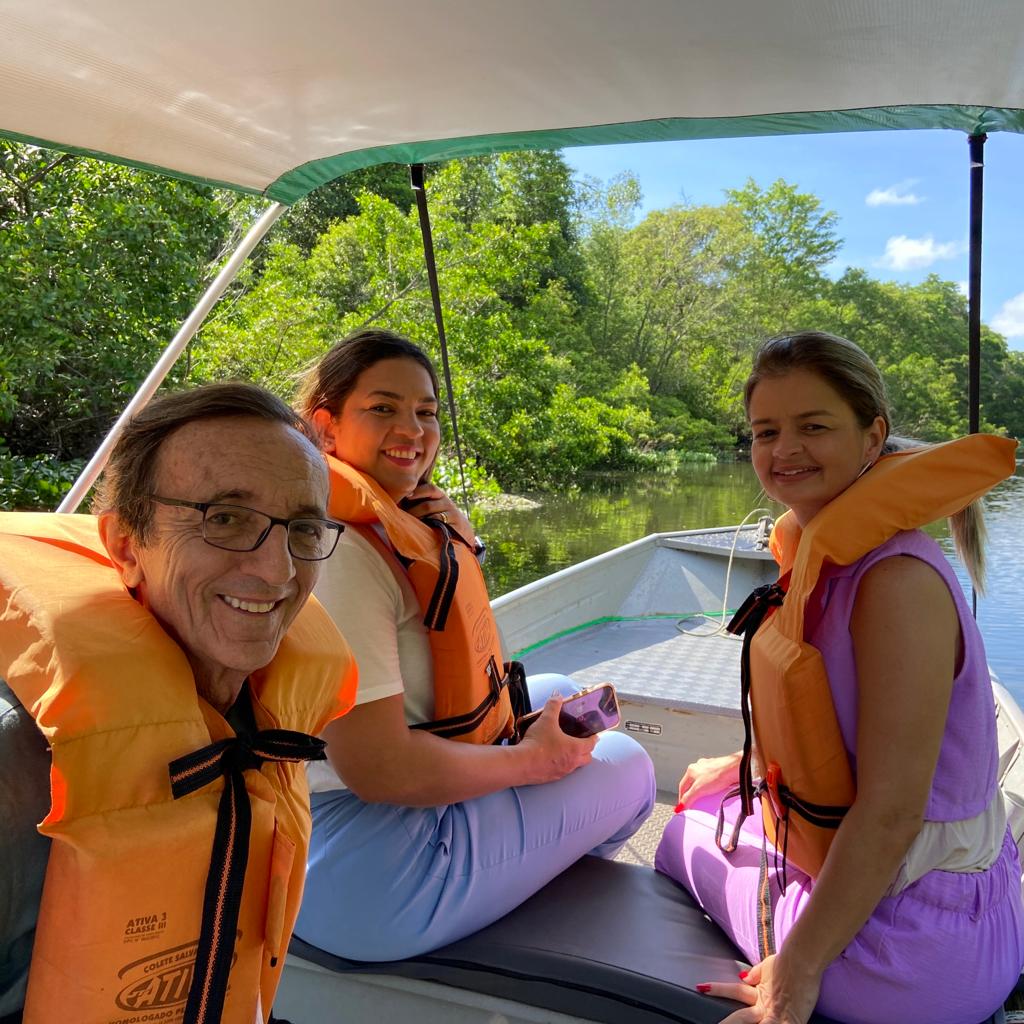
290, 855, 844, 1024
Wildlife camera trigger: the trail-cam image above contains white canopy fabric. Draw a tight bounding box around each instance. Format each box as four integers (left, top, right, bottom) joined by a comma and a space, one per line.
2, 0, 1023, 203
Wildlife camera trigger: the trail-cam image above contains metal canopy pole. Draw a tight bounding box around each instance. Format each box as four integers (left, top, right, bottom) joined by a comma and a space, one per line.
57, 201, 287, 513
966, 134, 987, 618
967, 134, 986, 435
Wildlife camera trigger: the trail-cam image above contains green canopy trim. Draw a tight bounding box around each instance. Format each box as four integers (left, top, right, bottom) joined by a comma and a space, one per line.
4, 104, 1022, 205
269, 104, 1024, 204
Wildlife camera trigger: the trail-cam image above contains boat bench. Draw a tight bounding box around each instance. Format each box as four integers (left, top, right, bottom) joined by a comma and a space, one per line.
287, 856, 845, 1024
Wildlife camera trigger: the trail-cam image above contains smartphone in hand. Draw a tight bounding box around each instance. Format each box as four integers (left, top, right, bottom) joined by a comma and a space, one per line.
517, 683, 619, 739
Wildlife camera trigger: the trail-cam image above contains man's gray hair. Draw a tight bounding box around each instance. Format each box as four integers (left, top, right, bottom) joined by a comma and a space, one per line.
91, 382, 319, 543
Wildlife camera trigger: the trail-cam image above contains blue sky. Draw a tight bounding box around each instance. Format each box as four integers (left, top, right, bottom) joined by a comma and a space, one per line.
564, 130, 1024, 351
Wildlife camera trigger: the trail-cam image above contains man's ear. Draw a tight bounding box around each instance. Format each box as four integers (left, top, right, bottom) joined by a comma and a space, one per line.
98, 512, 146, 589
310, 408, 336, 454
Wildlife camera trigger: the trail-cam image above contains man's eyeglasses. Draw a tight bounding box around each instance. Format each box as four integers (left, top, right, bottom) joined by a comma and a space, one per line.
150, 496, 343, 561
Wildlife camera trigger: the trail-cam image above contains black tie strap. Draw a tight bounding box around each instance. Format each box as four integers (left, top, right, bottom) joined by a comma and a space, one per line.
422, 518, 461, 631
168, 729, 327, 1024
715, 582, 786, 959
717, 580, 852, 957
716, 581, 785, 853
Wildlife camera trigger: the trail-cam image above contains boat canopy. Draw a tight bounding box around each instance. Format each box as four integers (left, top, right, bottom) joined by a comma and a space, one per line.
2, 0, 1023, 204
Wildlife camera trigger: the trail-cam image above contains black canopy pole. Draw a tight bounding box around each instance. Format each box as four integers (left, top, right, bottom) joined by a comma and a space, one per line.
966, 134, 987, 619
409, 163, 472, 515
967, 134, 986, 435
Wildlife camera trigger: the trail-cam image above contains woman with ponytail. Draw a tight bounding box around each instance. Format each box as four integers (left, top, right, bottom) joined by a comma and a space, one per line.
657, 331, 1023, 1024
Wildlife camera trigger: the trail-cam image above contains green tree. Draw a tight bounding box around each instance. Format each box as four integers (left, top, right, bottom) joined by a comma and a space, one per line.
580, 191, 756, 442
0, 141, 233, 461
10, 138, 1017, 502
575, 173, 642, 386
725, 178, 841, 333
819, 269, 1020, 437
986, 347, 1024, 438
193, 164, 653, 489
880, 353, 961, 440
272, 164, 415, 256
616, 205, 749, 396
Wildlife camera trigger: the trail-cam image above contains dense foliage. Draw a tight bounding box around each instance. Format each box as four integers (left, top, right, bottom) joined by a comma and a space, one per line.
0, 144, 236, 460
3, 141, 1022, 508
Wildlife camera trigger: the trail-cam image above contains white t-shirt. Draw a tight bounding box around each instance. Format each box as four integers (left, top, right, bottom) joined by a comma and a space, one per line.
307, 526, 434, 794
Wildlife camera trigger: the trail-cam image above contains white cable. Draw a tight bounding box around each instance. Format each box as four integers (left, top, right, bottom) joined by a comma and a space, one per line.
676, 507, 774, 639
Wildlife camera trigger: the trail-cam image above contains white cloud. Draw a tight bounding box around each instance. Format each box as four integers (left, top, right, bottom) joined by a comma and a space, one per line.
866, 180, 923, 207
876, 235, 963, 271
957, 280, 969, 297
992, 292, 1024, 339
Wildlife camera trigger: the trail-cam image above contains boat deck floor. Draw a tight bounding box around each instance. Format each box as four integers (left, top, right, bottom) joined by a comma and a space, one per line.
520, 615, 743, 714
519, 615, 745, 869
615, 790, 676, 868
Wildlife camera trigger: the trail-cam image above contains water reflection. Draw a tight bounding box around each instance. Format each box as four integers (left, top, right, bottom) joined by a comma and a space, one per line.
482, 461, 1024, 703
940, 469, 1024, 705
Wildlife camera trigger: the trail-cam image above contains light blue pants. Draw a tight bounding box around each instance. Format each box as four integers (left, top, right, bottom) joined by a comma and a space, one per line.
296, 674, 656, 961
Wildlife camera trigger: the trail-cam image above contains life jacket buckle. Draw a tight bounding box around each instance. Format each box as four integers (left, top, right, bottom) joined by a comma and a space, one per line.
726, 582, 785, 637
486, 655, 505, 694
762, 762, 789, 823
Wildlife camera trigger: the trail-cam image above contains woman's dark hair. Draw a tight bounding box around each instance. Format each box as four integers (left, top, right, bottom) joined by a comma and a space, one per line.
295, 329, 439, 420
744, 330, 987, 590
91, 381, 319, 543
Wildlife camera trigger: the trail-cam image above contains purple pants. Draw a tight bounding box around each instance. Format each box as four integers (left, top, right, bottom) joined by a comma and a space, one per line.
655, 792, 1024, 1024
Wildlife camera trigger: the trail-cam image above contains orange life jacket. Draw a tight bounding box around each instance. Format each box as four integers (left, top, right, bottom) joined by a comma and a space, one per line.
0, 511, 357, 1024
325, 455, 522, 744
722, 434, 1017, 881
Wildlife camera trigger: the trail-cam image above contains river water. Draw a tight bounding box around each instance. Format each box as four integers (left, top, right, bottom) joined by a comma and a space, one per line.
479, 460, 1024, 706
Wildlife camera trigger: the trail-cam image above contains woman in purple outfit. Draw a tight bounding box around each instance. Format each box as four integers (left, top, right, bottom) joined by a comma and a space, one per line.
655, 331, 1024, 1024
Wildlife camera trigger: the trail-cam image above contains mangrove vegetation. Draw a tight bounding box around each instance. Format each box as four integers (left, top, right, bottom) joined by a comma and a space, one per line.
2, 141, 1022, 508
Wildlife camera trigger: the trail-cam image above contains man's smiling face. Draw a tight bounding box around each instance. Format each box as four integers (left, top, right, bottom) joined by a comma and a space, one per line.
107, 415, 328, 702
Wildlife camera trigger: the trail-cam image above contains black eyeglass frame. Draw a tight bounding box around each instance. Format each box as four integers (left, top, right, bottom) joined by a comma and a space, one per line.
149, 495, 344, 561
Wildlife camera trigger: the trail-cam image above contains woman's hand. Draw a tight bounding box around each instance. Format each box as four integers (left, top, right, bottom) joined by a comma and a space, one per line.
516, 695, 597, 785
325, 691, 594, 805
700, 955, 822, 1024
403, 482, 476, 546
677, 751, 742, 806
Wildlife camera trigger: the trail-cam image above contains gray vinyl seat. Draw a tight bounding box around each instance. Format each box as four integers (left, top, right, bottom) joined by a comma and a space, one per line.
289, 856, 842, 1024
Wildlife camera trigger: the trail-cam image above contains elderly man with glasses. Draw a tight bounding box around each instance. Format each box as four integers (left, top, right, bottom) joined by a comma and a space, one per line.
0, 382, 357, 1024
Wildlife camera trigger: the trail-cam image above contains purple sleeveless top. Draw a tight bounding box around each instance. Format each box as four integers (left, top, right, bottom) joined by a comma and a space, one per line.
806, 529, 997, 822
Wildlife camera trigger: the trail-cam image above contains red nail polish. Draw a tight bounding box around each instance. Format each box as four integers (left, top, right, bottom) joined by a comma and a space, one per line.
696, 983, 712, 994
674, 802, 685, 813
738, 970, 749, 980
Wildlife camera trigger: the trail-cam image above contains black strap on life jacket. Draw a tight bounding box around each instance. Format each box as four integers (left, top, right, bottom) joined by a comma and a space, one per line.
387, 518, 521, 743
715, 581, 786, 960
718, 579, 850, 855
714, 581, 785, 855
421, 518, 462, 630
716, 578, 853, 957
410, 655, 517, 740
755, 828, 778, 960
713, 775, 782, 960
168, 729, 327, 1024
